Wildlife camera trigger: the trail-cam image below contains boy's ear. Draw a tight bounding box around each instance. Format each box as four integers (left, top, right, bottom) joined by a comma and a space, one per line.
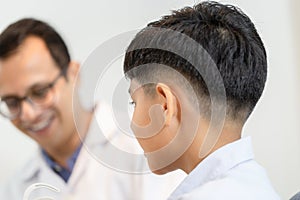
155, 83, 178, 126
67, 61, 80, 82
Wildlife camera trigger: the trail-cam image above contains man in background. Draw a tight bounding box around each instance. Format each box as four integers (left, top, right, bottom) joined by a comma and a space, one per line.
0, 18, 184, 199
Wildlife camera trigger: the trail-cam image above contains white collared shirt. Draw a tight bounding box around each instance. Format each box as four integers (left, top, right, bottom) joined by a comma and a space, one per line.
168, 137, 280, 200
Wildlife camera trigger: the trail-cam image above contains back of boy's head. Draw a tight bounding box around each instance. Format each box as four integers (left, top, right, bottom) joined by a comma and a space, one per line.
124, 1, 267, 123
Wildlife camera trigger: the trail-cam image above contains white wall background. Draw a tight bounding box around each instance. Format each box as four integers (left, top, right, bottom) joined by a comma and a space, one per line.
0, 0, 299, 199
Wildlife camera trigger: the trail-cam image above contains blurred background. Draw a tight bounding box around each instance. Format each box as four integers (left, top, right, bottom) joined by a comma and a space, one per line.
0, 0, 299, 199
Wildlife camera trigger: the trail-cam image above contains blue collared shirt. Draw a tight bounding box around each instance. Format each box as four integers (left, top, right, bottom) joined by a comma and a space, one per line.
42, 145, 82, 182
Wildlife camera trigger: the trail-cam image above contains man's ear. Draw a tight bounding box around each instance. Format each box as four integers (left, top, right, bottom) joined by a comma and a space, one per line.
67, 61, 80, 83
155, 83, 178, 126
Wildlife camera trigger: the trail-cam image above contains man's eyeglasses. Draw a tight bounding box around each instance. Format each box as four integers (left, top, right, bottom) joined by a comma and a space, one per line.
0, 73, 64, 120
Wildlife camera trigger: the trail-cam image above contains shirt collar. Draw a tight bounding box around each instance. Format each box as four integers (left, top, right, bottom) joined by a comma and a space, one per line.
168, 136, 254, 199
41, 144, 82, 172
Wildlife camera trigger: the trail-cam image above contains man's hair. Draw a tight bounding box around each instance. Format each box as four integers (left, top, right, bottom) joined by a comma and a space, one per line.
0, 18, 70, 74
124, 1, 267, 122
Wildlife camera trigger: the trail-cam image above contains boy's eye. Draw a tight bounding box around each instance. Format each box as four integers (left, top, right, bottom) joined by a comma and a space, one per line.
129, 101, 136, 107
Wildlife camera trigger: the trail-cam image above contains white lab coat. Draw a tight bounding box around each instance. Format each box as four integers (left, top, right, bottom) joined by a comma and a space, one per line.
0, 103, 186, 200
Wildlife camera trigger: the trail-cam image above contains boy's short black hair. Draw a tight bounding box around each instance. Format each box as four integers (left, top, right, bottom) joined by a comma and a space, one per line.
124, 1, 267, 122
